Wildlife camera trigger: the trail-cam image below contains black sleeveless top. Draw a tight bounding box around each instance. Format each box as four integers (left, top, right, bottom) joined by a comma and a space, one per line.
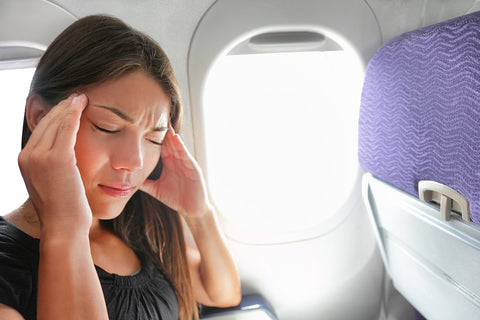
0, 216, 178, 319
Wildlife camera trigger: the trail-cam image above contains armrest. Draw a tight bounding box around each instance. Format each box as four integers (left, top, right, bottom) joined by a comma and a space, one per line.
200, 294, 277, 319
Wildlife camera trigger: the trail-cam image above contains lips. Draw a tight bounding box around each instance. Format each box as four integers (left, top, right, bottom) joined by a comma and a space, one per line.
99, 184, 136, 198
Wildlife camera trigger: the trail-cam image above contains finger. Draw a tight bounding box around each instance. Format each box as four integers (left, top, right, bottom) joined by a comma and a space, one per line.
38, 93, 86, 151
168, 139, 201, 178
169, 130, 197, 168
52, 94, 88, 151
169, 125, 193, 157
166, 126, 189, 158
171, 132, 190, 158
26, 95, 77, 150
160, 127, 178, 159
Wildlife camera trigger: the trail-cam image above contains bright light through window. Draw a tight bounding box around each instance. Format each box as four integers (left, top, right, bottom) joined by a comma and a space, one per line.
0, 68, 34, 215
203, 50, 364, 235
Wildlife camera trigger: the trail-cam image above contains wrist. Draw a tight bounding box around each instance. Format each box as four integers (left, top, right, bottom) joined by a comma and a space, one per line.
39, 214, 92, 240
183, 206, 216, 230
181, 201, 214, 219
40, 228, 90, 248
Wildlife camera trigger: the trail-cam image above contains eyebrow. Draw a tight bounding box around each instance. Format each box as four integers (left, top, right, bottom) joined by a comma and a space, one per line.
91, 104, 168, 132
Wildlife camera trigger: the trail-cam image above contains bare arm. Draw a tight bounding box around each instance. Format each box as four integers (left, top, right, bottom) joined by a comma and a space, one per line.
19, 94, 108, 319
37, 234, 107, 319
185, 208, 241, 307
0, 237, 106, 320
140, 127, 241, 307
0, 304, 25, 320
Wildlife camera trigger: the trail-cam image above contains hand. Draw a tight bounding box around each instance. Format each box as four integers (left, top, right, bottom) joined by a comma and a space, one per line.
140, 126, 212, 218
18, 94, 92, 237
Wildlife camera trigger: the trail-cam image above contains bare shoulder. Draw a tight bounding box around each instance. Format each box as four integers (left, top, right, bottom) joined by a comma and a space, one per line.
0, 304, 25, 320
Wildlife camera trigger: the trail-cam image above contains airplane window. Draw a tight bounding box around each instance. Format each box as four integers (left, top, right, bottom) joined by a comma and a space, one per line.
0, 68, 34, 215
203, 50, 364, 236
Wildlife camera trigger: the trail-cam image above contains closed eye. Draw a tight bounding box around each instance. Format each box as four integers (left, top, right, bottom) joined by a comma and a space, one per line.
146, 131, 167, 146
148, 139, 163, 146
94, 124, 120, 134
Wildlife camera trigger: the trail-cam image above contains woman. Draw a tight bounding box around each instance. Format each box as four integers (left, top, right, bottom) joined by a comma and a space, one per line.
0, 15, 241, 320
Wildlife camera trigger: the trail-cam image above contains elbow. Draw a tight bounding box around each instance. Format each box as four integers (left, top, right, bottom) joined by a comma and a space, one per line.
222, 289, 242, 308
213, 292, 242, 308
206, 285, 242, 308
231, 290, 242, 307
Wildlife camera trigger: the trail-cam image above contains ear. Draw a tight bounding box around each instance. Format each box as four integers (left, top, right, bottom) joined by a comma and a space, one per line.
25, 94, 50, 132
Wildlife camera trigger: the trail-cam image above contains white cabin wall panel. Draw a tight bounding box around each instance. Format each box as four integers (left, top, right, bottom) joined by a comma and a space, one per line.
230, 207, 383, 320
366, 0, 480, 43
420, 0, 480, 25
467, 1, 480, 13
0, 0, 76, 56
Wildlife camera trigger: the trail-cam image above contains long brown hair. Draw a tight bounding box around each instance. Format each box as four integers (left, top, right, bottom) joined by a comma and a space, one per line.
22, 15, 197, 320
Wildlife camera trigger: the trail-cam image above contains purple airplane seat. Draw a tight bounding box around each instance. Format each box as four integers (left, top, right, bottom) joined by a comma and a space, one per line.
358, 11, 480, 320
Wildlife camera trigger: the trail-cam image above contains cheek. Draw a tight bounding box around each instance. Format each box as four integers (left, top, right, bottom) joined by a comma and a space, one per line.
142, 146, 162, 178
74, 124, 108, 181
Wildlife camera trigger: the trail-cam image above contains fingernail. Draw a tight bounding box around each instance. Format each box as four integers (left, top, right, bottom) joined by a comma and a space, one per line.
72, 93, 87, 104
68, 93, 79, 99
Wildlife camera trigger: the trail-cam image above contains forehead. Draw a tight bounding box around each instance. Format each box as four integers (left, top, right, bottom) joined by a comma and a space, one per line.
84, 70, 170, 124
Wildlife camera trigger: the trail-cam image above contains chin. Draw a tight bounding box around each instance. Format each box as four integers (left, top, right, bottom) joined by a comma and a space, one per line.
89, 199, 131, 221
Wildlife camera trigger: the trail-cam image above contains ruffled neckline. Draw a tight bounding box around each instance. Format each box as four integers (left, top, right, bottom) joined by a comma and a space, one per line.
0, 216, 150, 280
95, 253, 154, 287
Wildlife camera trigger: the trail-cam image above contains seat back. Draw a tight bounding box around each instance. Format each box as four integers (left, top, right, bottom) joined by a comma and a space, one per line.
359, 11, 480, 319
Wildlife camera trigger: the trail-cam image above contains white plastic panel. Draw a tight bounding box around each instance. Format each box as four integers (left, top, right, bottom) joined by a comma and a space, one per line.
230, 204, 384, 320
362, 173, 480, 319
0, 0, 75, 69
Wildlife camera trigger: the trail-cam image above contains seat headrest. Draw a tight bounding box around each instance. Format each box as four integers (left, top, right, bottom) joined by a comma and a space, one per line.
358, 11, 480, 225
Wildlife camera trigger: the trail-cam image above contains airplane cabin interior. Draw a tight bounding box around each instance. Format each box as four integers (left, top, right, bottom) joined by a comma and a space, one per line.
1, 0, 480, 319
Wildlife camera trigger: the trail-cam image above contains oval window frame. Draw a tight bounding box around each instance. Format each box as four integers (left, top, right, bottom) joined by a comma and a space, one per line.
188, 0, 382, 244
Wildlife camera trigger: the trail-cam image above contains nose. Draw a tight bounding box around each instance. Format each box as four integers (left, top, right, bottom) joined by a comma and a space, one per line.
111, 136, 143, 172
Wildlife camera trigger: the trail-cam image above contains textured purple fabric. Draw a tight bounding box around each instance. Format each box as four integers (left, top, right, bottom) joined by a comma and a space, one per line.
358, 11, 480, 225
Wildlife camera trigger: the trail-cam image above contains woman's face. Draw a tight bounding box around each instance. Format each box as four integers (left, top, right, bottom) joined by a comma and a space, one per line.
74, 70, 170, 220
